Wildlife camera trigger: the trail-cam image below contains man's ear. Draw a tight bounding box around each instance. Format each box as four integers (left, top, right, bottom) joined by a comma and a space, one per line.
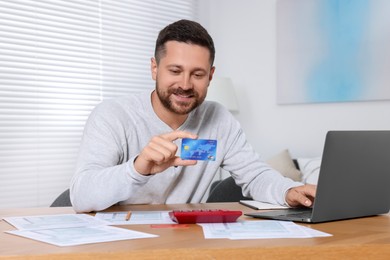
151, 57, 157, 80
208, 66, 215, 82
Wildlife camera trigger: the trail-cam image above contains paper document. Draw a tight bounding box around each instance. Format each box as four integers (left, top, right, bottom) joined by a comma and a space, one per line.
199, 220, 331, 239
6, 225, 157, 247
239, 200, 289, 210
3, 214, 108, 230
94, 211, 176, 225
3, 213, 158, 246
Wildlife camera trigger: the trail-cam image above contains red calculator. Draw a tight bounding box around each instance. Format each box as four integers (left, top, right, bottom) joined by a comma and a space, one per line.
169, 209, 242, 224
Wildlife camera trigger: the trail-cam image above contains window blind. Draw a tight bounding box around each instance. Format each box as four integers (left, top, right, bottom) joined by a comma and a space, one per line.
0, 0, 198, 209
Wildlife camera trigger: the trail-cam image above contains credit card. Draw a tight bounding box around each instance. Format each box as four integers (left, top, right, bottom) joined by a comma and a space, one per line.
181, 138, 217, 161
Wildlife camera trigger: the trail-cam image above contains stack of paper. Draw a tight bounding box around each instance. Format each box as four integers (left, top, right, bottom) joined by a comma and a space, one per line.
3, 214, 158, 246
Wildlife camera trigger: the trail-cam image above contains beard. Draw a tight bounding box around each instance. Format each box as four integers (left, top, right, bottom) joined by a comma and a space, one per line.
155, 83, 204, 115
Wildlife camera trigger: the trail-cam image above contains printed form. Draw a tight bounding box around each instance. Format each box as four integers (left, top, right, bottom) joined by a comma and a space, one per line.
3, 214, 158, 246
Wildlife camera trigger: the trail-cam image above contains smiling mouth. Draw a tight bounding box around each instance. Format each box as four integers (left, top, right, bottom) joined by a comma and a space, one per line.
173, 93, 194, 104
172, 89, 195, 101
174, 93, 194, 98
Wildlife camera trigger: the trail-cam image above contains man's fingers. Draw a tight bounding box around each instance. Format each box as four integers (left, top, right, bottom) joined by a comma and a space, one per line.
161, 130, 197, 142
304, 184, 317, 198
291, 190, 311, 207
173, 157, 197, 167
148, 136, 177, 161
297, 185, 316, 206
300, 194, 313, 207
287, 185, 317, 207
148, 131, 198, 161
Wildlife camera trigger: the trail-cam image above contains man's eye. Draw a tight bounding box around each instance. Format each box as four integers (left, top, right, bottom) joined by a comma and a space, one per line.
170, 70, 180, 74
194, 74, 205, 78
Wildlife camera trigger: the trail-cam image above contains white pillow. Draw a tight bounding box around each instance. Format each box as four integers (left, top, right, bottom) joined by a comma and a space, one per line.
297, 157, 321, 184
266, 149, 302, 182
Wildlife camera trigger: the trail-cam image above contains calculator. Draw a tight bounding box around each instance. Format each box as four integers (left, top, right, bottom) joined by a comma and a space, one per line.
169, 209, 242, 224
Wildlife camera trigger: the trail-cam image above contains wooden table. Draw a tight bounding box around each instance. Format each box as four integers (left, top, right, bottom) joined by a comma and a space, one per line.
1, 202, 390, 259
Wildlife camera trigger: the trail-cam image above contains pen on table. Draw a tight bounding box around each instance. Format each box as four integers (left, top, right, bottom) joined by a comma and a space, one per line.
125, 211, 132, 221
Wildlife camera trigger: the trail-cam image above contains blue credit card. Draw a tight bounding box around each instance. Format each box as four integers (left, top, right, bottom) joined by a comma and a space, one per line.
181, 138, 217, 161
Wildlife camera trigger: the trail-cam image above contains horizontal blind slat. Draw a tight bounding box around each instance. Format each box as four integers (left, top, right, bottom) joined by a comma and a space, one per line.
0, 0, 197, 209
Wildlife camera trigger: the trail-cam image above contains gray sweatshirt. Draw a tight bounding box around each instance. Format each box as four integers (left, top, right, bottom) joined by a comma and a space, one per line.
70, 90, 301, 212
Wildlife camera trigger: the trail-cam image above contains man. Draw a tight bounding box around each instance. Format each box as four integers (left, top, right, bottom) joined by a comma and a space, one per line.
70, 19, 315, 213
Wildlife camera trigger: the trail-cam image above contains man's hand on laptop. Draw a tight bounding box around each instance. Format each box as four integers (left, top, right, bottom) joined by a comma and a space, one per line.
286, 184, 316, 208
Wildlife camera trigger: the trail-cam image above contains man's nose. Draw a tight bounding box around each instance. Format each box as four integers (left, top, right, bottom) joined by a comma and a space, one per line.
179, 74, 193, 90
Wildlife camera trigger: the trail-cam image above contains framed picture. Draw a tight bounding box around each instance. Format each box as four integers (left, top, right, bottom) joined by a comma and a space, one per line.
276, 0, 390, 104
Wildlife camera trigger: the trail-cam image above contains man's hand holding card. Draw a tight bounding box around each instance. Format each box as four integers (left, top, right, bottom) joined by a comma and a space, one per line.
134, 131, 198, 175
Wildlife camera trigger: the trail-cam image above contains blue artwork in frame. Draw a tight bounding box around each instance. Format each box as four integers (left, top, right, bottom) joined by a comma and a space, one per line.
276, 0, 390, 104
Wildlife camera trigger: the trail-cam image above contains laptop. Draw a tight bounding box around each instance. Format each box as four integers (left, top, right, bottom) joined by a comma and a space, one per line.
246, 130, 390, 223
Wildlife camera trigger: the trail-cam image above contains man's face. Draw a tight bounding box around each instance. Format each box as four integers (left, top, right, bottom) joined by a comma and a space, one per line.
151, 41, 215, 115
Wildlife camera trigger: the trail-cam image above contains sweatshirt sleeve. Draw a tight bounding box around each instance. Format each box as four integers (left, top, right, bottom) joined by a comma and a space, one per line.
219, 114, 303, 206
69, 101, 151, 212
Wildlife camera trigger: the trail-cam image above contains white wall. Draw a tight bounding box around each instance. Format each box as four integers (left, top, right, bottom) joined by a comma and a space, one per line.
198, 0, 390, 159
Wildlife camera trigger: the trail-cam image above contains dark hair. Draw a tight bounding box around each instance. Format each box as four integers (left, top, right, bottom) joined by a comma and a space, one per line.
154, 19, 215, 66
